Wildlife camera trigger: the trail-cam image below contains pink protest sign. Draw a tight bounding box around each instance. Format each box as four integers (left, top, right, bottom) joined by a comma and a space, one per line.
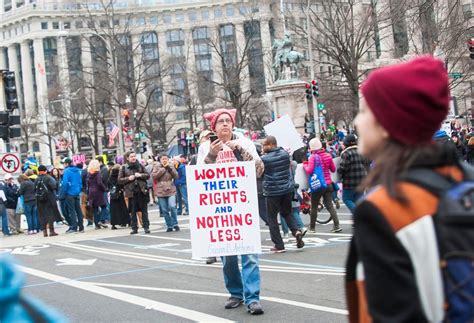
72, 155, 86, 165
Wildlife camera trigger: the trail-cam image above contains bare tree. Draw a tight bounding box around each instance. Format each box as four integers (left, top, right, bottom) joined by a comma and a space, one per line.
62, 0, 168, 153
284, 0, 418, 119
198, 9, 269, 128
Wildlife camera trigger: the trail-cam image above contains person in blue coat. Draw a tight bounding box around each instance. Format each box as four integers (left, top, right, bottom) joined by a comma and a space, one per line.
173, 156, 189, 215
60, 158, 84, 233
0, 255, 66, 322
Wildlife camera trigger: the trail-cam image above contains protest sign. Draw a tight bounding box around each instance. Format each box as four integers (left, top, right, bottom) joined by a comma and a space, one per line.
187, 161, 262, 258
73, 154, 86, 165
264, 115, 304, 153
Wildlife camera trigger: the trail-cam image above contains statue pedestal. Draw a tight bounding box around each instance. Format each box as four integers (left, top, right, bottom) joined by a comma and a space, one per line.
266, 80, 308, 133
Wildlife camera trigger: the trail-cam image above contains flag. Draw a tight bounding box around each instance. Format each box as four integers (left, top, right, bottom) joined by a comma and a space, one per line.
108, 121, 119, 147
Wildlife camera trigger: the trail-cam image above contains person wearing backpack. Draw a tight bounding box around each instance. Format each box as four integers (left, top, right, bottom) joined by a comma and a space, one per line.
345, 57, 474, 322
34, 165, 62, 237
303, 138, 341, 233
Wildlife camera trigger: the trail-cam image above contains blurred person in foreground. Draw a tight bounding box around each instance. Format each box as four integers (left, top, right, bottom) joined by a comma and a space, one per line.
345, 56, 462, 322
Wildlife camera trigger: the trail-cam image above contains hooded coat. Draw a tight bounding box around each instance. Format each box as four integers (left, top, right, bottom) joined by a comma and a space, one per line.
88, 172, 106, 208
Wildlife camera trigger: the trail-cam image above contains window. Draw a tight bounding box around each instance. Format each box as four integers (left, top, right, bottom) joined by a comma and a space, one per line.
75, 21, 83, 28
136, 17, 146, 26
149, 16, 158, 25
220, 24, 234, 37
166, 29, 184, 42
214, 8, 222, 18
175, 13, 184, 22
41, 22, 48, 29
226, 5, 234, 16
52, 22, 59, 29
63, 21, 71, 29
239, 6, 249, 15
196, 58, 211, 71
194, 43, 210, 55
163, 15, 172, 23
189, 11, 197, 21
99, 20, 108, 28
201, 10, 209, 20
193, 27, 208, 40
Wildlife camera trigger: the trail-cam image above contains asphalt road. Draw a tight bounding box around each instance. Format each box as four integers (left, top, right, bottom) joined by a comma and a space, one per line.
1, 204, 353, 323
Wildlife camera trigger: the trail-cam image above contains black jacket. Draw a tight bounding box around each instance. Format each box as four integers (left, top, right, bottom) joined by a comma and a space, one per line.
5, 183, 18, 209
261, 147, 294, 197
19, 180, 36, 204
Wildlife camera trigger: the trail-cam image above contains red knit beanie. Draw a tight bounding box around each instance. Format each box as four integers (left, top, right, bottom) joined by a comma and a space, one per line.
361, 56, 449, 145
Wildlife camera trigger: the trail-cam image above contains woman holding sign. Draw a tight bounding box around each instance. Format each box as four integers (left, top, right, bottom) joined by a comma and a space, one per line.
197, 108, 265, 315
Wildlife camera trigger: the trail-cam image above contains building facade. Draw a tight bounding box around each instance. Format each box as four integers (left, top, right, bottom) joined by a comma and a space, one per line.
0, 0, 280, 163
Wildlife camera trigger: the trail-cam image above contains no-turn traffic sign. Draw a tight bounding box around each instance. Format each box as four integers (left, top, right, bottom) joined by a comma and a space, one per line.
0, 153, 20, 174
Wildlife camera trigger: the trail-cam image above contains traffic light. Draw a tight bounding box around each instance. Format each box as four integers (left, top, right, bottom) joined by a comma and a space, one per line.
0, 111, 21, 140
305, 80, 320, 100
317, 103, 325, 111
305, 121, 315, 134
2, 71, 18, 112
311, 80, 320, 97
305, 83, 312, 100
469, 38, 474, 60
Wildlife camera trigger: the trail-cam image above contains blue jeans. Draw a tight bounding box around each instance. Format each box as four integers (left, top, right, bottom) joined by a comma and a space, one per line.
332, 183, 340, 201
158, 196, 178, 229
342, 189, 363, 214
101, 192, 110, 222
93, 207, 107, 226
222, 254, 260, 305
24, 202, 39, 232
1, 207, 9, 235
176, 184, 188, 215
281, 207, 305, 234
65, 195, 84, 231
59, 199, 69, 224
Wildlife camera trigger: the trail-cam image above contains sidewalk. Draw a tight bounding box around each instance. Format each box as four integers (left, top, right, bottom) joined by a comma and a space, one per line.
0, 208, 165, 249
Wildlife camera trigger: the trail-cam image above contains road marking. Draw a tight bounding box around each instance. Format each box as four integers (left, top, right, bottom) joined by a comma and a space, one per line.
56, 258, 97, 266
11, 247, 40, 256
56, 242, 344, 275
93, 283, 348, 316
136, 235, 192, 242
19, 265, 231, 322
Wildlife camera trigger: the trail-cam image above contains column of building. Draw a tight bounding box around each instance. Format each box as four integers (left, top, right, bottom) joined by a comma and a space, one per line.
259, 18, 274, 87
0, 47, 7, 69
33, 38, 52, 164
183, 27, 198, 124
234, 22, 251, 97
376, 0, 395, 60
209, 23, 226, 102
20, 40, 35, 113
157, 29, 173, 107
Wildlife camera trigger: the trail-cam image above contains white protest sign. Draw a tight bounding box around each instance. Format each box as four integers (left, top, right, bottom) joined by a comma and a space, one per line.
187, 161, 262, 258
264, 115, 304, 153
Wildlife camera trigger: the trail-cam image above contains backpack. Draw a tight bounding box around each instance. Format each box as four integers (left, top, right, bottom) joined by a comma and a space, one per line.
34, 177, 49, 202
309, 154, 327, 193
403, 163, 474, 322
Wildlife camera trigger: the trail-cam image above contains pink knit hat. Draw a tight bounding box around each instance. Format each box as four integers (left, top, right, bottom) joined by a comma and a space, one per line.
204, 108, 236, 131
